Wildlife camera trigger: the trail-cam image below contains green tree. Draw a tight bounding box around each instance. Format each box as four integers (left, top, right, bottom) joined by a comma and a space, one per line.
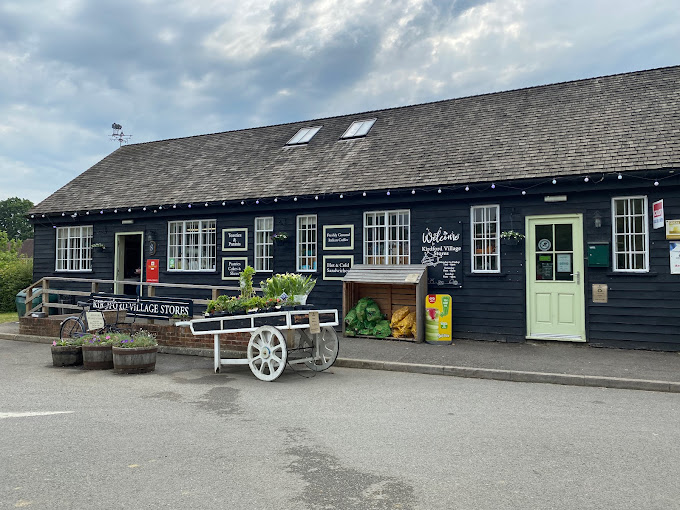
0, 197, 34, 241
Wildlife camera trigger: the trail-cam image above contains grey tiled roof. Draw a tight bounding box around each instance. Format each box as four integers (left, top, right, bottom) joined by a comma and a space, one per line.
33, 66, 680, 214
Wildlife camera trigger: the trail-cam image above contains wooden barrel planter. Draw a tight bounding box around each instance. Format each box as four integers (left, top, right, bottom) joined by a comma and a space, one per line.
112, 346, 158, 374
51, 345, 83, 367
82, 344, 114, 370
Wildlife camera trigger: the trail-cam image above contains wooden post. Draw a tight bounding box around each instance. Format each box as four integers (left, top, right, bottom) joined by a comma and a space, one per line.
212, 288, 219, 300
25, 283, 33, 317
91, 282, 99, 294
148, 285, 155, 324
42, 279, 50, 317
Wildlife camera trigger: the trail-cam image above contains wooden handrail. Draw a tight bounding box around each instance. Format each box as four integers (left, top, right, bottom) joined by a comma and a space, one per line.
20, 276, 255, 318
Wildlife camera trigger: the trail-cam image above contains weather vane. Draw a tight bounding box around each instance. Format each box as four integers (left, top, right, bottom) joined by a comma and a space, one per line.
110, 123, 132, 146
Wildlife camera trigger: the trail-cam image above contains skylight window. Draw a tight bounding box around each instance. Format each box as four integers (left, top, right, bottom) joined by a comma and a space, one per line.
286, 126, 321, 145
341, 118, 376, 139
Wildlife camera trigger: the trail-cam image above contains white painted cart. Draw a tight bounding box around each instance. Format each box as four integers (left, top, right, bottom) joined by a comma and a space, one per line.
179, 309, 340, 382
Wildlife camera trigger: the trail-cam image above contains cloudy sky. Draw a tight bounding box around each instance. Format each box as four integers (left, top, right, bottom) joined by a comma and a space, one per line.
1, 0, 678, 205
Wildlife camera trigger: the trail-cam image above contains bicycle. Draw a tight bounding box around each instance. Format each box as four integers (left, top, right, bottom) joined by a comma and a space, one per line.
59, 300, 131, 341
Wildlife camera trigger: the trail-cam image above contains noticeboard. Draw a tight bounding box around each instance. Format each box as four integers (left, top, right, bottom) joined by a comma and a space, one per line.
323, 255, 353, 280
222, 228, 248, 251
222, 257, 248, 280
323, 225, 354, 250
419, 224, 463, 288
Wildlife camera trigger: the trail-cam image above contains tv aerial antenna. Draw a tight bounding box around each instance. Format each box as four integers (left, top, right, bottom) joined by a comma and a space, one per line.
110, 123, 132, 146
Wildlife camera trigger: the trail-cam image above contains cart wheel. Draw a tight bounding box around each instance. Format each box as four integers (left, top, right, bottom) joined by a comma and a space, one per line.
247, 326, 288, 382
304, 326, 339, 372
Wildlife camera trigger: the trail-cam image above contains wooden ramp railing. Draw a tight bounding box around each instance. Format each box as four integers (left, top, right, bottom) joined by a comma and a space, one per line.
21, 277, 247, 318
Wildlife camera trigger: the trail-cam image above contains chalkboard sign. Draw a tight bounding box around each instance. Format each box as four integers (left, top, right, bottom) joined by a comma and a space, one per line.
323, 225, 354, 250
323, 255, 354, 280
419, 224, 463, 288
222, 257, 248, 280
222, 228, 248, 251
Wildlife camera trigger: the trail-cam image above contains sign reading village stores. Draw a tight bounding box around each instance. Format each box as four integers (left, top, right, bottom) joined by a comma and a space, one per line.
90, 294, 193, 320
419, 224, 463, 288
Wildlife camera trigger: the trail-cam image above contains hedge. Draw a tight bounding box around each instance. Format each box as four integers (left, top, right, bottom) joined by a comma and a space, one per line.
0, 257, 33, 312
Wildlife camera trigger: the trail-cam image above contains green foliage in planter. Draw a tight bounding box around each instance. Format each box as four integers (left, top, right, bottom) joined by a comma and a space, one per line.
81, 332, 117, 345
239, 265, 256, 298
115, 330, 158, 348
53, 337, 84, 347
260, 273, 316, 299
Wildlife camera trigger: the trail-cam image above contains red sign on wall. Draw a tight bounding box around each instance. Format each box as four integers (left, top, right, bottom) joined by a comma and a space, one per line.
146, 259, 159, 283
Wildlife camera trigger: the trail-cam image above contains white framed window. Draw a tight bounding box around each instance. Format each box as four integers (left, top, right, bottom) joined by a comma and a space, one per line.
56, 226, 93, 271
167, 219, 216, 271
255, 217, 273, 272
471, 205, 500, 273
363, 210, 410, 265
296, 215, 317, 272
612, 196, 649, 272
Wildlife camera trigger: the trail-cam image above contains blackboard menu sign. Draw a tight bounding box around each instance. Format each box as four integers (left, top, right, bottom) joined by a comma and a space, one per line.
419, 224, 463, 288
323, 255, 354, 280
323, 225, 354, 250
222, 257, 248, 280
222, 228, 248, 251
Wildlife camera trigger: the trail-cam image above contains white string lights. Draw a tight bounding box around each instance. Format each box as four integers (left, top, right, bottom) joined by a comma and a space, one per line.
43, 170, 676, 220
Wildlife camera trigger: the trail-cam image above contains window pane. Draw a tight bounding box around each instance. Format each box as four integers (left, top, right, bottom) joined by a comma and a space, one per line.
554, 224, 573, 251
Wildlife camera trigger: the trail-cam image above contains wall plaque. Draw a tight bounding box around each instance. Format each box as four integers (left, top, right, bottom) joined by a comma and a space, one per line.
420, 224, 463, 288
323, 225, 354, 250
323, 255, 353, 281
222, 228, 248, 251
222, 257, 248, 280
592, 284, 608, 303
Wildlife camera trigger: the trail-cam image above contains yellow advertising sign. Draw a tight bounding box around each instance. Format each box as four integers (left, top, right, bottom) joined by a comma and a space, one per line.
425, 294, 453, 345
666, 220, 680, 240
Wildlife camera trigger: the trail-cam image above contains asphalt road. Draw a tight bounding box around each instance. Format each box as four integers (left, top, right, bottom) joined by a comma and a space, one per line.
1, 340, 679, 510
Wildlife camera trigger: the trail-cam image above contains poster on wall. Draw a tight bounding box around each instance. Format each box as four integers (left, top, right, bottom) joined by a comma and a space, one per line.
323, 255, 353, 280
653, 200, 664, 229
670, 243, 680, 275
420, 223, 463, 288
323, 225, 354, 250
667, 220, 680, 240
222, 228, 248, 251
222, 257, 248, 280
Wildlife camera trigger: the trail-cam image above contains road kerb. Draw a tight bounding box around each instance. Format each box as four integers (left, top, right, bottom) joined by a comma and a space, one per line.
335, 358, 678, 393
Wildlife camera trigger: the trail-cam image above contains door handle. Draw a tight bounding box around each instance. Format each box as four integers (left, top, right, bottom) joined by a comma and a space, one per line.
570, 271, 580, 284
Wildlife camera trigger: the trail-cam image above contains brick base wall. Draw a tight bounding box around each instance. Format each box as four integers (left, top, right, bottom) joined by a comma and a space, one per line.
19, 317, 250, 351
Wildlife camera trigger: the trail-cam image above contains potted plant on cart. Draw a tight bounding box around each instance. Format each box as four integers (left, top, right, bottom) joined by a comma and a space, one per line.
81, 333, 116, 370
112, 330, 158, 374
51, 337, 84, 367
260, 273, 316, 307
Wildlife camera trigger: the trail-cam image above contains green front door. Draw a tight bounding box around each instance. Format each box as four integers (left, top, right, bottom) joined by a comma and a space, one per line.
526, 214, 586, 342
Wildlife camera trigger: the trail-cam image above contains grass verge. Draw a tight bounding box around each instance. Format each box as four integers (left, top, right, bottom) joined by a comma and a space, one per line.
0, 311, 18, 324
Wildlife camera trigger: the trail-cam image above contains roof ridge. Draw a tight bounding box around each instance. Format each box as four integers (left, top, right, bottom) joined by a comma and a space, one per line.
122, 64, 680, 148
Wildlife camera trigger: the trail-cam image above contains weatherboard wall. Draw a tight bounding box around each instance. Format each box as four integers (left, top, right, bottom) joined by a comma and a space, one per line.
31, 178, 680, 350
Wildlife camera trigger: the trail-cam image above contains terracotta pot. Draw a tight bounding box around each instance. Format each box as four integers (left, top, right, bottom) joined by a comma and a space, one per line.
112, 346, 158, 374
82, 344, 114, 370
51, 345, 83, 367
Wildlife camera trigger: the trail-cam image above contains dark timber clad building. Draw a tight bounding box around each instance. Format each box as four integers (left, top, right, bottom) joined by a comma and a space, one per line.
30, 66, 680, 350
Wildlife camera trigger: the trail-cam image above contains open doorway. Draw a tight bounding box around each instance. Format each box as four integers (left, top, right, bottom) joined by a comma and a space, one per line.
114, 232, 144, 295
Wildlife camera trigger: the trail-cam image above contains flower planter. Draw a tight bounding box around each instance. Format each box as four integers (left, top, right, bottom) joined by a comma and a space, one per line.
112, 346, 158, 374
51, 345, 83, 367
82, 344, 114, 370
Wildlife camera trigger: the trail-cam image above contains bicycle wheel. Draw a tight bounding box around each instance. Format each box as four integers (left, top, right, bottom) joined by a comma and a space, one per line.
60, 317, 86, 342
